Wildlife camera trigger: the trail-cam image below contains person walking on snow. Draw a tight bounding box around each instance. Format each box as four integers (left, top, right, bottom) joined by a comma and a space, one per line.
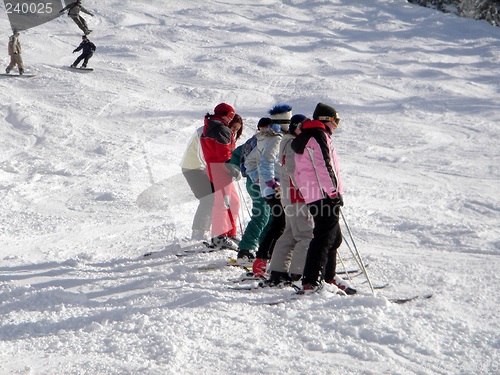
71, 35, 96, 68
59, 0, 95, 35
200, 103, 241, 250
291, 103, 356, 295
5, 30, 24, 75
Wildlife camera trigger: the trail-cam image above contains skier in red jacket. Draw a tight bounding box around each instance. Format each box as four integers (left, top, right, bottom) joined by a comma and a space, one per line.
200, 103, 240, 249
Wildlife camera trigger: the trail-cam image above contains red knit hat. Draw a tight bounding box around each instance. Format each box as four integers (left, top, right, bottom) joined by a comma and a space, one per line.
214, 103, 235, 116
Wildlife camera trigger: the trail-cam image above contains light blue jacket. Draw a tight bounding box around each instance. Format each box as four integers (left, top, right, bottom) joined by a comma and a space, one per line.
255, 127, 282, 197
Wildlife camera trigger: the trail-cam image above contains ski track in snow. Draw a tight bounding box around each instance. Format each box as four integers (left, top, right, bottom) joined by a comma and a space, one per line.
0, 0, 499, 374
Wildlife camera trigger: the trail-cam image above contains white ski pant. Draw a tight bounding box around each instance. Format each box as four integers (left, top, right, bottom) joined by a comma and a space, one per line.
268, 202, 313, 276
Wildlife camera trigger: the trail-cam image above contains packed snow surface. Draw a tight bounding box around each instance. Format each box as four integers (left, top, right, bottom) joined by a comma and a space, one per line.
0, 0, 499, 374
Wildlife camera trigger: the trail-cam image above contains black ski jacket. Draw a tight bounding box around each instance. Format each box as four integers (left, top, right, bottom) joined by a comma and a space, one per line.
74, 41, 96, 55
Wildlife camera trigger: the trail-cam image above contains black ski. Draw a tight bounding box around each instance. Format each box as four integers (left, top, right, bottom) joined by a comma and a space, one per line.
198, 258, 252, 271
255, 285, 343, 305
388, 293, 433, 304
142, 239, 213, 258
254, 291, 432, 306
175, 247, 222, 257
229, 281, 301, 292
228, 284, 261, 291
175, 241, 224, 257
336, 263, 368, 275
227, 274, 262, 283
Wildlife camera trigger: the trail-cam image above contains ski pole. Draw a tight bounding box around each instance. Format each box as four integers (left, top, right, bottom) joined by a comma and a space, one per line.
340, 209, 375, 295
237, 179, 252, 220
236, 180, 248, 237
336, 251, 355, 283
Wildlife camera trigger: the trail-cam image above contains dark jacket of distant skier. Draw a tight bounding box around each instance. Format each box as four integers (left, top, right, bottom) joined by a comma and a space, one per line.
74, 39, 96, 56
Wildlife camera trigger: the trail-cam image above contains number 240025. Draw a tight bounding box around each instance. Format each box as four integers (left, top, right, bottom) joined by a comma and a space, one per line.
6, 2, 53, 14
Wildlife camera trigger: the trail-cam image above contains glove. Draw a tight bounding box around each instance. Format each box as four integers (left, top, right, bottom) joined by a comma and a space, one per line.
331, 193, 344, 207
223, 195, 231, 209
265, 179, 280, 190
225, 162, 241, 180
265, 179, 280, 197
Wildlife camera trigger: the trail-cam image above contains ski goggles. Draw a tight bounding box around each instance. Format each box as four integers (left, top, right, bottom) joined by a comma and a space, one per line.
317, 115, 341, 126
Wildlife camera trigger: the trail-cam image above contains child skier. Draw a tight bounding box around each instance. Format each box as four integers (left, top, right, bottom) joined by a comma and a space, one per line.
264, 114, 313, 286
291, 103, 356, 295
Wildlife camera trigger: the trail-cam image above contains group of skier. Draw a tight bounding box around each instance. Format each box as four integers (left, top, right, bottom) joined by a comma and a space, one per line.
4, 0, 96, 75
181, 102, 357, 295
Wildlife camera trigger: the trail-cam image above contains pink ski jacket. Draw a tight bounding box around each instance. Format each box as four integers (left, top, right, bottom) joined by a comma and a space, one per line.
291, 120, 343, 204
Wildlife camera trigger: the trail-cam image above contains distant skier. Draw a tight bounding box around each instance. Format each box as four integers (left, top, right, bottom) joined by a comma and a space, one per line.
59, 0, 95, 35
5, 30, 24, 75
71, 35, 96, 69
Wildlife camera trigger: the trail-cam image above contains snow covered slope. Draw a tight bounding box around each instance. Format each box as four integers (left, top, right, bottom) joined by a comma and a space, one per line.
0, 0, 499, 374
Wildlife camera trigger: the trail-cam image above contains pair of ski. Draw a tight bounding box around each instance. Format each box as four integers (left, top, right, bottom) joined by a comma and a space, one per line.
144, 240, 243, 263
260, 293, 433, 306
227, 263, 367, 289
198, 257, 252, 272
142, 242, 432, 305
174, 240, 219, 257
142, 239, 215, 259
239, 285, 432, 306
228, 272, 431, 305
